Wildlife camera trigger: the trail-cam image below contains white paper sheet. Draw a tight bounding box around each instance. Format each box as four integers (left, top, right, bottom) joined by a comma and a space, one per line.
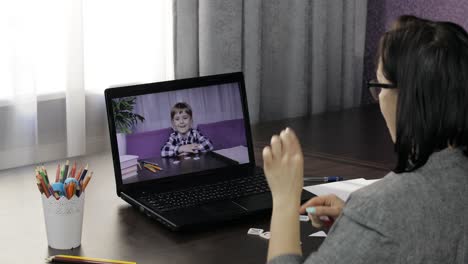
303, 178, 381, 201
214, 145, 249, 164
309, 231, 327, 237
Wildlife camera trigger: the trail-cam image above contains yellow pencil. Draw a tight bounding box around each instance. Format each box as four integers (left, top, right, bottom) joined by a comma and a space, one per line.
143, 164, 157, 173
145, 163, 162, 171
45, 254, 136, 264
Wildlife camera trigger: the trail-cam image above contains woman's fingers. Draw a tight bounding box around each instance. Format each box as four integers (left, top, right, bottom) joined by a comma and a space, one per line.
270, 135, 282, 160
299, 194, 344, 218
299, 195, 336, 213
311, 206, 342, 218
262, 146, 272, 170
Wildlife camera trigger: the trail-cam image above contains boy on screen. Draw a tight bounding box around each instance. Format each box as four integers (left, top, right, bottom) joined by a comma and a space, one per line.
161, 102, 214, 158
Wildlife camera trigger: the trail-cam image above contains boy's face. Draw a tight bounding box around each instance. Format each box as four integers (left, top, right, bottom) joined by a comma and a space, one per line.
172, 110, 192, 134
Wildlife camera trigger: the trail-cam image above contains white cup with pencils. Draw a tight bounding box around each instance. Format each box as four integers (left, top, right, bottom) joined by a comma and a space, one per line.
36, 161, 93, 250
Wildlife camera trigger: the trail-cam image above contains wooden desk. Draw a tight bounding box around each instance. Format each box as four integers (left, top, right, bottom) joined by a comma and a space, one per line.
0, 105, 394, 264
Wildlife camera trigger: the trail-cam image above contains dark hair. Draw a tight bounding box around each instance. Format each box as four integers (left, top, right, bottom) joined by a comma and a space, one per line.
170, 102, 193, 120
379, 18, 468, 173
390, 15, 430, 30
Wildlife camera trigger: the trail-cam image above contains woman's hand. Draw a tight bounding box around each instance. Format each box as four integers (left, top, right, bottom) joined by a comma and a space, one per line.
299, 194, 345, 228
263, 128, 304, 205
263, 128, 304, 260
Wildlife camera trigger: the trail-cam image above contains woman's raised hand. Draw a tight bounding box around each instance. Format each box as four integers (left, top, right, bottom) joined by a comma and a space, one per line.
263, 128, 304, 204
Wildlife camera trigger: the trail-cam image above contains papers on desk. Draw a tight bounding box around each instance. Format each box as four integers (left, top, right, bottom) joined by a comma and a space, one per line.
120, 155, 139, 179
214, 145, 249, 164
309, 231, 327, 237
303, 178, 381, 201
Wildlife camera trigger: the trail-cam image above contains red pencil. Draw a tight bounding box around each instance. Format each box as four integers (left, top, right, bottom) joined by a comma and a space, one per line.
55, 164, 60, 183
70, 161, 77, 179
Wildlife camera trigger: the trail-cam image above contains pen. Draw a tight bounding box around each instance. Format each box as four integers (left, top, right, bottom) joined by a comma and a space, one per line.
45, 255, 136, 264
303, 176, 344, 182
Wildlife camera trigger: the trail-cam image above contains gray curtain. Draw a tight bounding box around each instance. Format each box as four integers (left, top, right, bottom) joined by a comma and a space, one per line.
174, 0, 368, 123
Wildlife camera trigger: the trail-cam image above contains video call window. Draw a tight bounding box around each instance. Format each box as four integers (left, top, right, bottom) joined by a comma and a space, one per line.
112, 83, 249, 184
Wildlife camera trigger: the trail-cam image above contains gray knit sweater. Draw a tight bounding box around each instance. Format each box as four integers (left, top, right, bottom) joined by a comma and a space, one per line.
269, 148, 468, 264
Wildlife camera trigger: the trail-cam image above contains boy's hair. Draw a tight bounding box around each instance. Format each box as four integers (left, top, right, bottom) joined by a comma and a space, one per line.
378, 17, 468, 173
170, 102, 193, 120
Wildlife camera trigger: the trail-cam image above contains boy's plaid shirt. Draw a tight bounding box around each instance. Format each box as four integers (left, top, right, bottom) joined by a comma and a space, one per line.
160, 128, 214, 157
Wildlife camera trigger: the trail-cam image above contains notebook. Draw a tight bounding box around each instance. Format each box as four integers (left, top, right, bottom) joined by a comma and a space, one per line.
105, 72, 313, 230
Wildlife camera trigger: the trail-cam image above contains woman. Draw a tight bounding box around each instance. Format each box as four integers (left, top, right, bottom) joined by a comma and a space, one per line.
263, 17, 468, 263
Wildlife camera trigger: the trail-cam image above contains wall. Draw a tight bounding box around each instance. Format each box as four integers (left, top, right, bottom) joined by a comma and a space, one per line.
363, 0, 468, 104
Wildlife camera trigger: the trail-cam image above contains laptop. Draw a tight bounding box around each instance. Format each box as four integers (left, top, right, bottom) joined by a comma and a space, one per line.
104, 72, 314, 230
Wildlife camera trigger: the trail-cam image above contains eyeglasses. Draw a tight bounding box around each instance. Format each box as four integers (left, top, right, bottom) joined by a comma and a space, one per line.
367, 79, 397, 101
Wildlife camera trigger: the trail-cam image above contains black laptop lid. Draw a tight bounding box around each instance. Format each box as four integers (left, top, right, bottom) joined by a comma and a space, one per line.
104, 72, 256, 195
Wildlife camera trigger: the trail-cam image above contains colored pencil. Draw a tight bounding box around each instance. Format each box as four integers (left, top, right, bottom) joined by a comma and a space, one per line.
82, 172, 93, 191
75, 166, 83, 180
55, 164, 60, 183
36, 176, 44, 194
143, 164, 156, 173
63, 160, 69, 180
37, 174, 50, 198
79, 164, 88, 182
143, 162, 162, 171
42, 166, 50, 184
37, 168, 49, 185
70, 161, 77, 179
45, 254, 136, 264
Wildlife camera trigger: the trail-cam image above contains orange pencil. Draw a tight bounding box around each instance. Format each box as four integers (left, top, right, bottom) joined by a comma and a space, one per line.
82, 172, 93, 191
75, 165, 83, 180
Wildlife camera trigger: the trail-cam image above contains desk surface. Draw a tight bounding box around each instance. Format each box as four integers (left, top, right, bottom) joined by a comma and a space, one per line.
125, 152, 238, 184
0, 105, 394, 264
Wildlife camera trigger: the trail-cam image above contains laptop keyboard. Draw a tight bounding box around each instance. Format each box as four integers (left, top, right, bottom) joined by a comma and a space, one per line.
137, 173, 270, 212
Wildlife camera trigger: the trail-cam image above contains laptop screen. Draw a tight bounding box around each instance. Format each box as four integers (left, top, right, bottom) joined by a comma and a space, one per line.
109, 78, 251, 185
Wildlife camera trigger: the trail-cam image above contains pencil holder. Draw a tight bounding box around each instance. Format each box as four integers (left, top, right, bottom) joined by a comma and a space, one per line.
41, 193, 85, 250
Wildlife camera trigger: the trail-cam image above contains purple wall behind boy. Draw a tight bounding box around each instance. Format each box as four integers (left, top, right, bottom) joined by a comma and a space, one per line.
363, 0, 468, 104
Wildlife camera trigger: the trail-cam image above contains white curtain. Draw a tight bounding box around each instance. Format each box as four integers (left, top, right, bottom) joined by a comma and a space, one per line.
0, 0, 173, 170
